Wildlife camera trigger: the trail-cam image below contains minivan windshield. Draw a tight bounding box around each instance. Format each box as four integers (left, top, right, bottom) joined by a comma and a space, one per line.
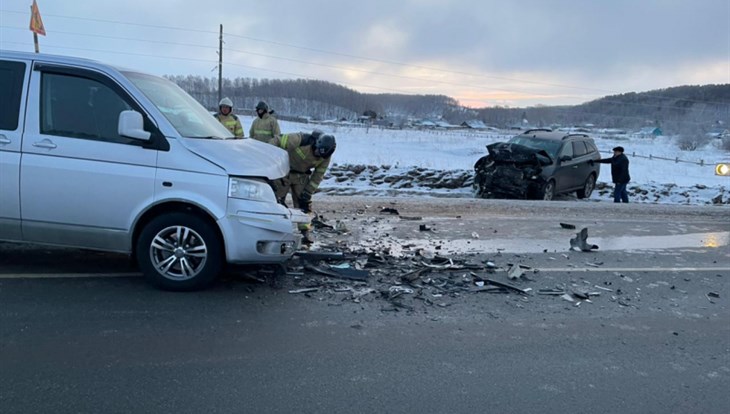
124, 72, 233, 139
508, 136, 562, 158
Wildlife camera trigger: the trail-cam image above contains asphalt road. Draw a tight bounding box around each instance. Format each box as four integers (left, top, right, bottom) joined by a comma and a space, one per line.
1, 197, 728, 414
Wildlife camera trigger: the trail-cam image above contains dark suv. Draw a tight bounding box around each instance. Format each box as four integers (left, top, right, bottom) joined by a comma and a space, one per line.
474, 129, 601, 200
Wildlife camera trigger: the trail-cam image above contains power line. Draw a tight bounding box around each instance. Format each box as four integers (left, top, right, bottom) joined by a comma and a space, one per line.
0, 41, 218, 65
0, 25, 216, 50
2, 9, 727, 119
2, 8, 726, 109
0, 9, 217, 34
1, 40, 722, 128
0, 8, 658, 99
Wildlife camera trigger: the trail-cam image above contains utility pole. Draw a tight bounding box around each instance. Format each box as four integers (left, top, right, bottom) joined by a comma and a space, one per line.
218, 24, 223, 104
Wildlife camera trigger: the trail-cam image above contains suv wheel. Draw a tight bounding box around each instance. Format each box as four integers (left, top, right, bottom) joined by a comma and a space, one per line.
577, 174, 596, 199
136, 213, 223, 291
542, 180, 556, 201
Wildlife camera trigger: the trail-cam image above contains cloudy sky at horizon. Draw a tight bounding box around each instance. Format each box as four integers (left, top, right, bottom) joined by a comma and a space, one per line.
1, 0, 728, 107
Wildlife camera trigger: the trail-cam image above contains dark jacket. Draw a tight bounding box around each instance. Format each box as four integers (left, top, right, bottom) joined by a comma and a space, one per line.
597, 153, 630, 184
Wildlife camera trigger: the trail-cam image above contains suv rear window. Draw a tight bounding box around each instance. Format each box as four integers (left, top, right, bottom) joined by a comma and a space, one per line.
585, 141, 598, 153
0, 60, 26, 131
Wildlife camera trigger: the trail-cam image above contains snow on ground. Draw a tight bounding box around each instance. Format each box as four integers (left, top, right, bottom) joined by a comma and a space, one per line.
240, 116, 730, 205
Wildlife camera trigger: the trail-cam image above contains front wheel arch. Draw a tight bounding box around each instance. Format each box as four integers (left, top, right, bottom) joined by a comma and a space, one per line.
577, 173, 597, 199
541, 180, 556, 201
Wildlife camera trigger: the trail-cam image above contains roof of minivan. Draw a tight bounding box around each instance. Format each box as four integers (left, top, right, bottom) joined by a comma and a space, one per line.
0, 49, 139, 73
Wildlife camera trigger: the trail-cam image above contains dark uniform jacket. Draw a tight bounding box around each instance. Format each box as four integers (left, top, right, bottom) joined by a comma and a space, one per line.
598, 153, 630, 184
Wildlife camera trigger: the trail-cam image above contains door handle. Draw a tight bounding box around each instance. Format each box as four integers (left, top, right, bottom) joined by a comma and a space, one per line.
0, 134, 10, 144
32, 139, 57, 149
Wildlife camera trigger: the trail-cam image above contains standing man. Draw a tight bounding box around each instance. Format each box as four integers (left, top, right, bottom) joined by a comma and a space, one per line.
270, 130, 336, 244
595, 146, 631, 203
249, 101, 281, 143
214, 97, 243, 138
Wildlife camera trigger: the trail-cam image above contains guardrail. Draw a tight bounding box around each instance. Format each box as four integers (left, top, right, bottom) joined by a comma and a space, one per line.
604, 151, 712, 167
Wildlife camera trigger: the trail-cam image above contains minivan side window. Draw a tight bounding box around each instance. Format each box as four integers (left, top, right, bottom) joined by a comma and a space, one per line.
40, 73, 134, 144
0, 60, 26, 131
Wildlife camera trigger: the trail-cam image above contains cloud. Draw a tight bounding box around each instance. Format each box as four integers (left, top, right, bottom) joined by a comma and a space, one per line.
1, 0, 727, 106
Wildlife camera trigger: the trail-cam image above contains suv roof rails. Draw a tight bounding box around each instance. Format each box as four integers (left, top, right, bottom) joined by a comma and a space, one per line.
522, 128, 552, 134
562, 133, 590, 140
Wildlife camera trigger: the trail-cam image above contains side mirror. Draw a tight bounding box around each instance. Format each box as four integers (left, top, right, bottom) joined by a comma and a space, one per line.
118, 110, 151, 141
559, 155, 572, 162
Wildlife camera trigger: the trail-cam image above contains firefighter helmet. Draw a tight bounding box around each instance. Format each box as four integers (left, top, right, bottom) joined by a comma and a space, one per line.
219, 97, 233, 108
314, 134, 336, 158
255, 101, 269, 111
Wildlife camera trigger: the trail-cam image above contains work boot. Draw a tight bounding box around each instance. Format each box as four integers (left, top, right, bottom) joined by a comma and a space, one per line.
301, 230, 315, 246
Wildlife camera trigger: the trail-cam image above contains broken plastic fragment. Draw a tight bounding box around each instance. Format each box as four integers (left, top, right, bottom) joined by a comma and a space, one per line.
570, 228, 599, 252
507, 264, 525, 280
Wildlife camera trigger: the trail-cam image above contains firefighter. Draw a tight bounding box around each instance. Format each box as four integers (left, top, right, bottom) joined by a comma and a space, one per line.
249, 101, 281, 143
214, 97, 243, 138
270, 130, 336, 244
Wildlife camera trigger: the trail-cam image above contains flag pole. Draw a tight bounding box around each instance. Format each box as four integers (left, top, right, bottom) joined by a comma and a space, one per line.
30, 5, 39, 53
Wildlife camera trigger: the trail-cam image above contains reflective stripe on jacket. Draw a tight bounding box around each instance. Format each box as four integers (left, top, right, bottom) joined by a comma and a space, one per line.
215, 113, 243, 138
249, 113, 281, 143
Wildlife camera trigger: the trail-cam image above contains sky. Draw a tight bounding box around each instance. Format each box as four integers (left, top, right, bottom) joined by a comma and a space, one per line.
1, 0, 728, 107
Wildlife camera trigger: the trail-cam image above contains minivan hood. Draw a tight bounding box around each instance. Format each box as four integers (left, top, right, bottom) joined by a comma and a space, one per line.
487, 142, 553, 166
180, 138, 289, 179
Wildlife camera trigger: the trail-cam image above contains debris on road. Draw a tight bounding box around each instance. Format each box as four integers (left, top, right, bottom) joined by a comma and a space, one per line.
570, 228, 599, 252
560, 222, 577, 230
295, 251, 348, 262
305, 263, 370, 281
288, 287, 320, 294
538, 288, 566, 295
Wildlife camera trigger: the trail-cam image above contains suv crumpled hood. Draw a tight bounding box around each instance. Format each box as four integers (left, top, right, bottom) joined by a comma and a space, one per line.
487, 142, 553, 166
180, 138, 288, 179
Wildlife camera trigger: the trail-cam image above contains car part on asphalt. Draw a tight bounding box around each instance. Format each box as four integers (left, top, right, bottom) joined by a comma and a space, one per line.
569, 228, 599, 252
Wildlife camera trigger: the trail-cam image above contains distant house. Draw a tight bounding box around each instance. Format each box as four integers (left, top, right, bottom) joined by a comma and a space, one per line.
416, 120, 437, 129
461, 120, 487, 129
638, 127, 663, 137
434, 120, 457, 129
706, 128, 729, 139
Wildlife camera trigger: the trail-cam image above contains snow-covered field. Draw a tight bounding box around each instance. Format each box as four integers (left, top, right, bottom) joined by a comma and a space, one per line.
243, 116, 729, 205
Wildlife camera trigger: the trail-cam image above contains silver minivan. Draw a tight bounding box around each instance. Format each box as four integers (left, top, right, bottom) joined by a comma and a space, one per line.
0, 50, 308, 290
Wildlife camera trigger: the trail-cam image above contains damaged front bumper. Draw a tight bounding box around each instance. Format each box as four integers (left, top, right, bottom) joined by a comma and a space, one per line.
473, 142, 552, 199
474, 161, 546, 199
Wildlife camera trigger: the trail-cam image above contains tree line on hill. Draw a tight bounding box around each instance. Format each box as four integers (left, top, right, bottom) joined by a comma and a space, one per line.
166, 75, 729, 134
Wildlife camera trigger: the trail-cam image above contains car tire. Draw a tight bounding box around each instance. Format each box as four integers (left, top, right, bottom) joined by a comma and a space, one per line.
542, 180, 556, 201
577, 174, 596, 199
136, 212, 223, 291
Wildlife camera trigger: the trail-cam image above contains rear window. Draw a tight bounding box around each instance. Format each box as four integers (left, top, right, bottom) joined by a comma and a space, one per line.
585, 140, 598, 153
0, 60, 26, 131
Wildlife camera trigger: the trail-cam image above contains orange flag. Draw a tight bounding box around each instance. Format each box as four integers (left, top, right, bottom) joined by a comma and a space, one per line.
29, 0, 46, 36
